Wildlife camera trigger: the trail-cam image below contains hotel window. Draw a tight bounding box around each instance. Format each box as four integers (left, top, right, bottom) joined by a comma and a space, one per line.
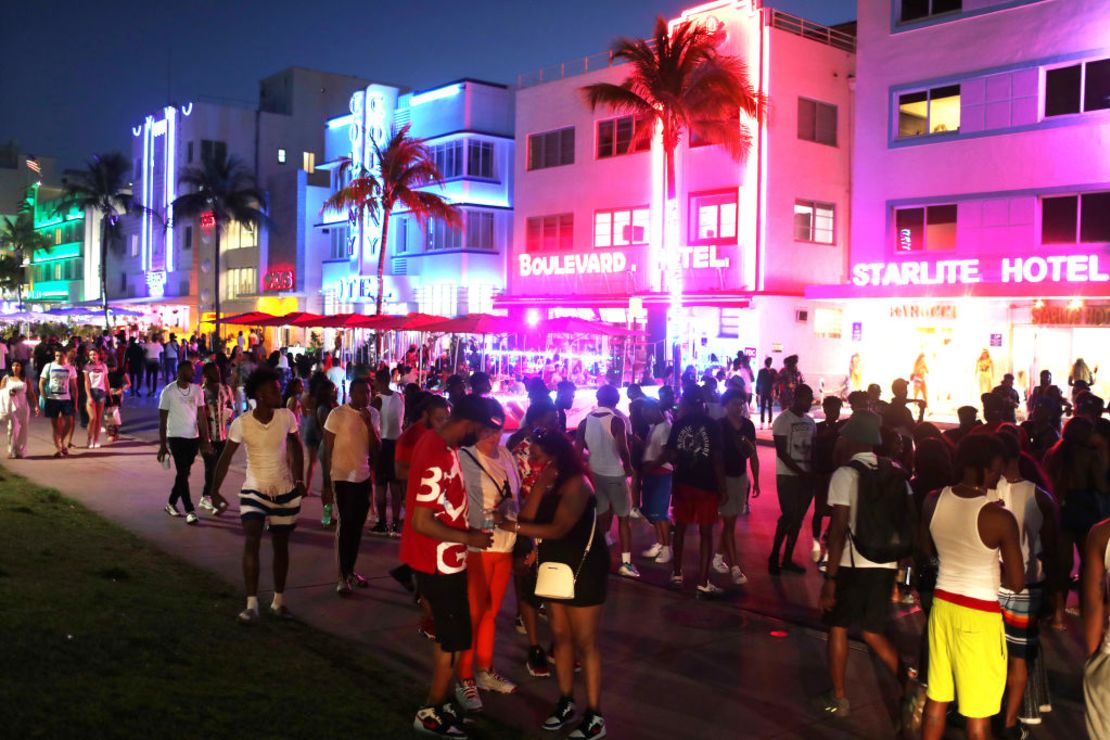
596, 115, 651, 159
200, 140, 227, 164
427, 216, 462, 251
594, 207, 649, 247
302, 151, 316, 174
525, 214, 574, 252
1041, 191, 1110, 244
54, 263, 61, 280
1045, 58, 1110, 117
900, 0, 961, 23
794, 201, 835, 244
394, 216, 409, 253
277, 148, 286, 164
894, 204, 957, 252
184, 226, 192, 251
690, 192, 738, 244
223, 221, 259, 252
527, 127, 575, 171
225, 267, 258, 299
898, 86, 960, 137
432, 140, 463, 179
328, 226, 351, 260
467, 140, 495, 179
797, 98, 837, 146
466, 211, 496, 250
186, 141, 194, 164
130, 235, 139, 257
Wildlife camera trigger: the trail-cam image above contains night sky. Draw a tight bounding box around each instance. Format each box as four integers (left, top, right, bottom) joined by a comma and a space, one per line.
0, 0, 855, 169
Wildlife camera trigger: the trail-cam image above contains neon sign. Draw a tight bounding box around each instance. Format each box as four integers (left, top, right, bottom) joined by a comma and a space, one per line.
333, 275, 380, 302
200, 211, 216, 232
851, 254, 1109, 287
263, 269, 295, 292
517, 245, 730, 277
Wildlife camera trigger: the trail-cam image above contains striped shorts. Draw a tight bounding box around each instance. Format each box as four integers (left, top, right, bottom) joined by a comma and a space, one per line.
239, 489, 302, 531
999, 584, 1043, 660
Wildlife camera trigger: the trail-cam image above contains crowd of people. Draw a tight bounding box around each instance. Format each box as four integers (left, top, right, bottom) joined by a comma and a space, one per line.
1, 326, 1108, 739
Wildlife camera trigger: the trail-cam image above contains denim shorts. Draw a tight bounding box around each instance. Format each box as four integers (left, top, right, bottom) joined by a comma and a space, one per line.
640, 473, 672, 523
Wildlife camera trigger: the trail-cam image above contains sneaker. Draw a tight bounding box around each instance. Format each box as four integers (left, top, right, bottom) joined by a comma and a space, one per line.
390, 521, 402, 537
543, 696, 576, 731
568, 711, 606, 739
810, 539, 823, 563
455, 679, 483, 712
237, 608, 259, 626
814, 690, 850, 718
185, 512, 198, 525
369, 521, 389, 536
641, 542, 663, 559
198, 496, 216, 513
164, 503, 181, 517
526, 646, 551, 678
414, 704, 467, 738
654, 546, 673, 564
669, 573, 684, 588
781, 560, 806, 574
270, 604, 293, 620
712, 553, 729, 574
337, 577, 352, 596
617, 562, 640, 579
696, 582, 724, 599
476, 668, 517, 694
321, 503, 333, 528
629, 506, 643, 520
514, 614, 527, 635
730, 565, 748, 585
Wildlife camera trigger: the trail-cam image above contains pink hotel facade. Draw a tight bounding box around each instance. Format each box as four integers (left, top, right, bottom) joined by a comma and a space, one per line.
500, 0, 1110, 408
498, 1, 857, 385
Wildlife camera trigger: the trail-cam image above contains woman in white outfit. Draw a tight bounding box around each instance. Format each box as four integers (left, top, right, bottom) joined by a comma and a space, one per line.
84, 349, 110, 448
1, 359, 37, 458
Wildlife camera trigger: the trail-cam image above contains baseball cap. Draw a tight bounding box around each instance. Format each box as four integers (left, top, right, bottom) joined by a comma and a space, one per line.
452, 394, 505, 430
840, 410, 882, 446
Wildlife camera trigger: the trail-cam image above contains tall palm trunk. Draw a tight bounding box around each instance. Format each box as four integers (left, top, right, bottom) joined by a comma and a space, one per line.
374, 209, 391, 358
100, 213, 110, 331
15, 248, 23, 310
214, 227, 222, 348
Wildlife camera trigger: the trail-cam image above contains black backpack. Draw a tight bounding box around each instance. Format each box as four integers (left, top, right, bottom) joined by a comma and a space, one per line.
847, 458, 916, 564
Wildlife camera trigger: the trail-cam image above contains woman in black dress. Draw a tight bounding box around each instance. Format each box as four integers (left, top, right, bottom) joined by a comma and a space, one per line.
497, 428, 609, 739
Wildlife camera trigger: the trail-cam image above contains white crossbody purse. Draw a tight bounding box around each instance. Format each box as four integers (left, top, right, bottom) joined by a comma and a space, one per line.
534, 510, 596, 600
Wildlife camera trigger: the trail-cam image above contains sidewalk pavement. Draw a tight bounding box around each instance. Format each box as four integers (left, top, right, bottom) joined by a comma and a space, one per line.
3, 400, 1088, 739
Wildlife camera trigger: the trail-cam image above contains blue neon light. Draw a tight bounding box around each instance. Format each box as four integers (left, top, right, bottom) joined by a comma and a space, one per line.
327, 114, 354, 129
410, 84, 462, 107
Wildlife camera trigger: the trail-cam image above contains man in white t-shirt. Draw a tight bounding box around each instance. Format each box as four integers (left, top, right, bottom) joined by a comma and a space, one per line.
39, 348, 79, 456
327, 355, 348, 405
324, 376, 380, 594
208, 365, 306, 625
816, 410, 911, 719
143, 335, 163, 396
769, 383, 816, 574
158, 363, 213, 525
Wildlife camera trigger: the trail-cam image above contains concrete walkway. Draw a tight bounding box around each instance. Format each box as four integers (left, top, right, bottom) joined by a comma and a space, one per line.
3, 398, 1089, 739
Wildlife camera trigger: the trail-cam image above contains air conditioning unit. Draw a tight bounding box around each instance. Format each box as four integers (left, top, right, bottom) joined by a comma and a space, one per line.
795, 309, 809, 323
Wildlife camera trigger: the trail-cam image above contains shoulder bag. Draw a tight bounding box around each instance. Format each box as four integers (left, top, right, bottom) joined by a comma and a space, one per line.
534, 507, 596, 600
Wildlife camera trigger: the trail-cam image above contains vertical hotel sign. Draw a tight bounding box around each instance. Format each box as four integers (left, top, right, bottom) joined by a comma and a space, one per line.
348, 87, 395, 275
133, 103, 191, 298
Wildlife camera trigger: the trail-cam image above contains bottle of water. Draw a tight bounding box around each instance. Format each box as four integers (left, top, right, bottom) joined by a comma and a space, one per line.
481, 508, 495, 531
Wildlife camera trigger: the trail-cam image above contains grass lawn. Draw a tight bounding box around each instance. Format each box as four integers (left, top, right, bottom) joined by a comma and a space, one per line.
0, 470, 520, 739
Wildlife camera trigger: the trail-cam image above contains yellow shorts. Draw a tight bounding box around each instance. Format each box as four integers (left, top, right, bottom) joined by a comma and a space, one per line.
926, 595, 1007, 718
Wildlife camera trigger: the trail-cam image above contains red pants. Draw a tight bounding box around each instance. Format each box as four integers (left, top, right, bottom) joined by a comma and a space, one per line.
458, 551, 513, 679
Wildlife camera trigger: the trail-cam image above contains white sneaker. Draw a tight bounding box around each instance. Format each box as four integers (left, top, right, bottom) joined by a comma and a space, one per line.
641, 542, 663, 559
629, 507, 643, 519
617, 562, 640, 579
455, 678, 483, 711
475, 668, 517, 694
730, 566, 748, 585
198, 497, 216, 513
810, 539, 823, 563
163, 503, 181, 517
185, 512, 198, 525
654, 545, 673, 564
712, 553, 729, 574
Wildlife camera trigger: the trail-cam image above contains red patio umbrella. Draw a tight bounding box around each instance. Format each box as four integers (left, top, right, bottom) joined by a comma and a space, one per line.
418, 313, 520, 335
222, 311, 277, 325
401, 312, 451, 330
255, 311, 323, 327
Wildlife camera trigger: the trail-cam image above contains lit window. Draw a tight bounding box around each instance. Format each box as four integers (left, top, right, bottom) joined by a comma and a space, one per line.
526, 214, 574, 252
1042, 191, 1110, 244
277, 148, 286, 164
894, 204, 957, 252
131, 235, 139, 257
793, 201, 835, 244
813, 308, 843, 339
527, 127, 575, 171
900, 0, 961, 23
797, 99, 837, 146
690, 192, 738, 244
55, 228, 62, 245
302, 151, 316, 173
426, 216, 462, 250
225, 267, 258, 299
431, 141, 463, 179
596, 115, 652, 159
223, 221, 259, 252
898, 86, 960, 137
466, 140, 495, 179
1045, 58, 1110, 117
594, 207, 649, 247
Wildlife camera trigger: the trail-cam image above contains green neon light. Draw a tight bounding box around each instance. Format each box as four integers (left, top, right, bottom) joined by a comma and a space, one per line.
32, 243, 82, 263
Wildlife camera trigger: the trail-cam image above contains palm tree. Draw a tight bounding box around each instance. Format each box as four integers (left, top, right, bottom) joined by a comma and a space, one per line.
323, 123, 461, 318
0, 194, 49, 308
56, 153, 139, 329
170, 150, 268, 345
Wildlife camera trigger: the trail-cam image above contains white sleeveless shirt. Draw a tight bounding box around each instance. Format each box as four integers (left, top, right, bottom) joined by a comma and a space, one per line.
584, 408, 625, 477
995, 478, 1045, 586
378, 392, 404, 441
931, 486, 1001, 603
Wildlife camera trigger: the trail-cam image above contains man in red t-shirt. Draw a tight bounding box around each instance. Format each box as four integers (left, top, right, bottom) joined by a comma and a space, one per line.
403, 395, 497, 736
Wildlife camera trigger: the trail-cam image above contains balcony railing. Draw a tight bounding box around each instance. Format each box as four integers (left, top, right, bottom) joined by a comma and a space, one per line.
515, 9, 855, 89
